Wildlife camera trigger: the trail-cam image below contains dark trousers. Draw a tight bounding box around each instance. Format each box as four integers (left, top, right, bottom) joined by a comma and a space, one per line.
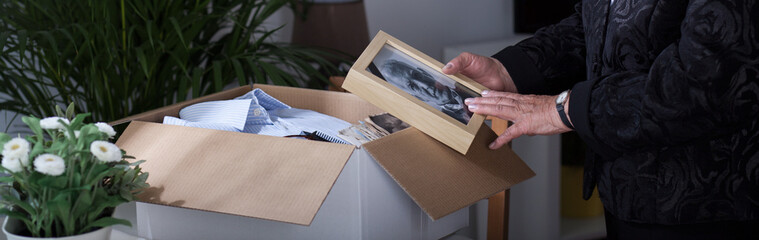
604, 210, 759, 240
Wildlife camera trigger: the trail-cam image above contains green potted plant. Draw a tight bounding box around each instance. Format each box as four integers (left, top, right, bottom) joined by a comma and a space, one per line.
0, 0, 343, 129
0, 104, 148, 239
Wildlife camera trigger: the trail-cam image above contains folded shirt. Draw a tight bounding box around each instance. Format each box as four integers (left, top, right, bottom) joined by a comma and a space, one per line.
167, 99, 253, 131
163, 88, 351, 143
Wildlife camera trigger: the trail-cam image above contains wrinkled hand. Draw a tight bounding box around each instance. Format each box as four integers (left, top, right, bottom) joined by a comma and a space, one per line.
465, 91, 572, 149
442, 52, 517, 93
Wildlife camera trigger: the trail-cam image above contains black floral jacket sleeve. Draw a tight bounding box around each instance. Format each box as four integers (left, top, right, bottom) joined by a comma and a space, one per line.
584, 0, 759, 156
492, 3, 586, 95
492, 0, 759, 224
494, 0, 759, 158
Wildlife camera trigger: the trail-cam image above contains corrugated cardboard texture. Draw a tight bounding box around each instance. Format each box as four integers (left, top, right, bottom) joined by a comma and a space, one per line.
363, 124, 535, 220
116, 121, 355, 225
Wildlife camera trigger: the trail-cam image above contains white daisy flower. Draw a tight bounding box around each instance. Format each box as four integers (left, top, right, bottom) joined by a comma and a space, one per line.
90, 141, 122, 162
3, 138, 30, 164
95, 122, 117, 138
2, 156, 24, 173
33, 154, 65, 176
39, 117, 70, 130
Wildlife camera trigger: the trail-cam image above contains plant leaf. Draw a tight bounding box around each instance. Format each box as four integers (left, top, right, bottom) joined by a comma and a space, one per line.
38, 175, 68, 189
29, 140, 44, 158
169, 17, 187, 49
0, 209, 33, 226
71, 190, 93, 218
213, 60, 223, 92
66, 102, 76, 120
0, 32, 10, 54
17, 30, 28, 61
4, 197, 36, 217
0, 133, 10, 149
69, 113, 91, 130
56, 105, 65, 118
136, 47, 150, 77
191, 68, 202, 98
46, 194, 74, 234
21, 116, 43, 138
232, 58, 246, 86
0, 0, 337, 123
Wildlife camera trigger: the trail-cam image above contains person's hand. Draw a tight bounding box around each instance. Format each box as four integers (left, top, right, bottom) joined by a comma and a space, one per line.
465, 90, 572, 149
442, 52, 517, 93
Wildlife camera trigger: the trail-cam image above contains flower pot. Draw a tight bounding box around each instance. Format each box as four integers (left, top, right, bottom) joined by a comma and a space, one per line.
2, 217, 111, 240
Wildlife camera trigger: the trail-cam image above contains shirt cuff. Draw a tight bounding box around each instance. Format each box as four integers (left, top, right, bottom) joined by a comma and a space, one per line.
569, 80, 620, 159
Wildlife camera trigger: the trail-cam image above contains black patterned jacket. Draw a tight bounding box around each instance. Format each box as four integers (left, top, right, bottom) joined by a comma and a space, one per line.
492, 0, 759, 224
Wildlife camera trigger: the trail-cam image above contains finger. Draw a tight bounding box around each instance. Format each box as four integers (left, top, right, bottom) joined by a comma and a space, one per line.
467, 103, 519, 121
442, 52, 481, 75
489, 123, 525, 149
481, 90, 520, 98
465, 96, 518, 106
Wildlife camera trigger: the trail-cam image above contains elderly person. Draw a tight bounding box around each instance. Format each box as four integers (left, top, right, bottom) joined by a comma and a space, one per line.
443, 0, 759, 238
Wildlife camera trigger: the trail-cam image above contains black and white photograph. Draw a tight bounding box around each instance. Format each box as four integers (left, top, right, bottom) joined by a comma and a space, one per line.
366, 44, 480, 125
368, 113, 410, 134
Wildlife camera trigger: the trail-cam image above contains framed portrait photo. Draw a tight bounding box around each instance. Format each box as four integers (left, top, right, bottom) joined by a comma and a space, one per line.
342, 31, 488, 154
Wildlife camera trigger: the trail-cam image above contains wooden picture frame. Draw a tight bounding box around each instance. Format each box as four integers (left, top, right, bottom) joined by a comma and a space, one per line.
342, 31, 488, 154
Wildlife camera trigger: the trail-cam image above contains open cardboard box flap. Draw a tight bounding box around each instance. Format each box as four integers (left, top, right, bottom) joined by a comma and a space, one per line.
115, 84, 534, 226
363, 124, 533, 220
117, 121, 354, 225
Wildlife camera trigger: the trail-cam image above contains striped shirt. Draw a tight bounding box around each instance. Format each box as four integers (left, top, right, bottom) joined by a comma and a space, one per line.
163, 89, 351, 143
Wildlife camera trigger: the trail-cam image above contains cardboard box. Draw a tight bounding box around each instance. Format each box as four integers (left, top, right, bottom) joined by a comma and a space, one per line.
113, 84, 534, 239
